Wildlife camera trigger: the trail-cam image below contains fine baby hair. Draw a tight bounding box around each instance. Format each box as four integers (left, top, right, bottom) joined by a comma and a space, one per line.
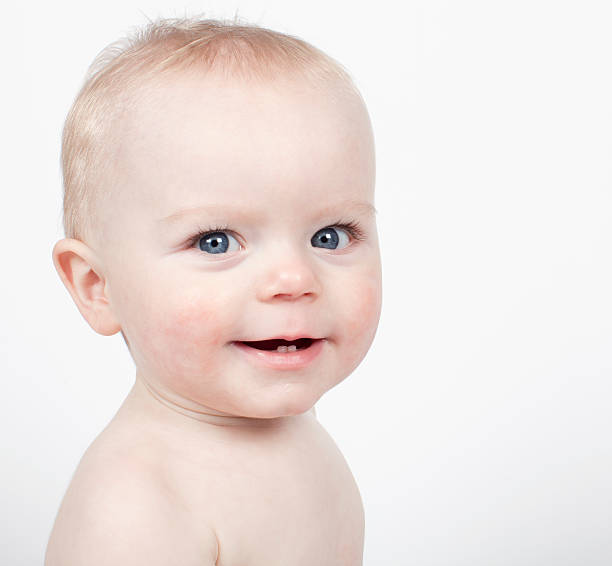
61, 18, 356, 244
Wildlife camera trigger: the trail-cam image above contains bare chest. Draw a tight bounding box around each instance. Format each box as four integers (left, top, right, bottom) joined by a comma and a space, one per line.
167, 417, 365, 566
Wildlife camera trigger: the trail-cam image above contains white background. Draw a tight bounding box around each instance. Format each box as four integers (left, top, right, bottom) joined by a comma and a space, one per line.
2, 1, 611, 564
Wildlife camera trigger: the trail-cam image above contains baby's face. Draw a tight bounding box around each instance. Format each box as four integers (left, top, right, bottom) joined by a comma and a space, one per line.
97, 72, 381, 419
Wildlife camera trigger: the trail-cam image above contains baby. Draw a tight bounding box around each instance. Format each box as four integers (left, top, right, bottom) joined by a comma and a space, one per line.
46, 18, 382, 566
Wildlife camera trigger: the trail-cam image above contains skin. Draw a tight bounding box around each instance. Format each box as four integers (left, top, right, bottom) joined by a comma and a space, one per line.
48, 70, 382, 565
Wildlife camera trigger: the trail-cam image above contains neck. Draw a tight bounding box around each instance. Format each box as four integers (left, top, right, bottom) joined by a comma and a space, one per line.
118, 373, 313, 432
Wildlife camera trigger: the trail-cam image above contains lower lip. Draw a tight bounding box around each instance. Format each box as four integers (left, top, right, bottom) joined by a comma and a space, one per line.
232, 339, 326, 370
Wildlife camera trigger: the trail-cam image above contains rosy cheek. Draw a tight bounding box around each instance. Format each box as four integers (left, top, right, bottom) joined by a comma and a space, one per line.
168, 300, 219, 342
341, 276, 382, 363
355, 281, 382, 336
171, 300, 222, 346
135, 293, 223, 376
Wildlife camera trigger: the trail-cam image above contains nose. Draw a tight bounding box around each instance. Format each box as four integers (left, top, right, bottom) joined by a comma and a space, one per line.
256, 251, 320, 302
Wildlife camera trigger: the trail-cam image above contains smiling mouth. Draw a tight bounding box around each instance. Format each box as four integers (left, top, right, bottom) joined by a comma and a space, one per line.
239, 338, 316, 352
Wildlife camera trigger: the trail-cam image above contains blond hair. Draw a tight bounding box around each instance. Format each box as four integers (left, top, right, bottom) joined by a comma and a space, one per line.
61, 18, 354, 241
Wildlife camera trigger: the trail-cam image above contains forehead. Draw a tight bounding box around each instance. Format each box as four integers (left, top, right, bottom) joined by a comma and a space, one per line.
106, 72, 375, 229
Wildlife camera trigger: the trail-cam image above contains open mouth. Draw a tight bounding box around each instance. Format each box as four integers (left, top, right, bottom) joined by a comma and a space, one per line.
239, 338, 316, 353
233, 337, 325, 369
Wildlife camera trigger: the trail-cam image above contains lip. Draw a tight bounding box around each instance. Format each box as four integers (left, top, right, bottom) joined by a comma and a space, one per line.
232, 338, 326, 370
242, 334, 318, 342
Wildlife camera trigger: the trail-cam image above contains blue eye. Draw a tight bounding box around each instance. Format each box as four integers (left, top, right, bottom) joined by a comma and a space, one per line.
192, 222, 363, 254
197, 231, 241, 254
311, 226, 351, 250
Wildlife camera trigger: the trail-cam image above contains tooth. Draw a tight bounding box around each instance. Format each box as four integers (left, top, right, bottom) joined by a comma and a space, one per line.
277, 345, 288, 353
287, 345, 297, 352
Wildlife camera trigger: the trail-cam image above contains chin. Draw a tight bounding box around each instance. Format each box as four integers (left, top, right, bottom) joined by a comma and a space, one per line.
243, 384, 322, 419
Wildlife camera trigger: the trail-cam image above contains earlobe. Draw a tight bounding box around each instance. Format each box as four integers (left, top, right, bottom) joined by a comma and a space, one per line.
52, 238, 121, 336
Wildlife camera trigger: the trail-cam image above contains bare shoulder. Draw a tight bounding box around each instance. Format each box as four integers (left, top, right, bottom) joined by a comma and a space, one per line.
45, 436, 219, 566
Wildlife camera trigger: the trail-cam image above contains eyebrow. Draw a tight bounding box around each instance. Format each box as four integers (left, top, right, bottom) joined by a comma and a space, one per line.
159, 200, 377, 224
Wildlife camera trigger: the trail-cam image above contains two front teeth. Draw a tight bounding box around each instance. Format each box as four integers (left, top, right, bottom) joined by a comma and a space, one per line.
276, 345, 298, 353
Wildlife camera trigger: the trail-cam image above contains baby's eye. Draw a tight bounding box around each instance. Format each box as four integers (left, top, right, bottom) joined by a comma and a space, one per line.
197, 231, 241, 254
311, 226, 351, 250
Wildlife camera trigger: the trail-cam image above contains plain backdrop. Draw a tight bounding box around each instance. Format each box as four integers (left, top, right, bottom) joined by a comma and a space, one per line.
2, 1, 611, 564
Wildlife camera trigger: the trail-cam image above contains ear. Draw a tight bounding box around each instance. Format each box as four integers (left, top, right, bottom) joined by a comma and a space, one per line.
52, 238, 121, 336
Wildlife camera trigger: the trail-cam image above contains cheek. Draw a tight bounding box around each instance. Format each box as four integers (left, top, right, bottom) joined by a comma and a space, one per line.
347, 278, 382, 338
337, 268, 382, 365
164, 293, 222, 345
128, 285, 230, 379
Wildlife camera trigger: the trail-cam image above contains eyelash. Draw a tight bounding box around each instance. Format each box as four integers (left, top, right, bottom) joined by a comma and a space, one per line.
187, 219, 366, 250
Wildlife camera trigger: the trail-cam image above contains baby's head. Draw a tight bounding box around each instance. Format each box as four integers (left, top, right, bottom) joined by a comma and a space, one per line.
54, 18, 382, 421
